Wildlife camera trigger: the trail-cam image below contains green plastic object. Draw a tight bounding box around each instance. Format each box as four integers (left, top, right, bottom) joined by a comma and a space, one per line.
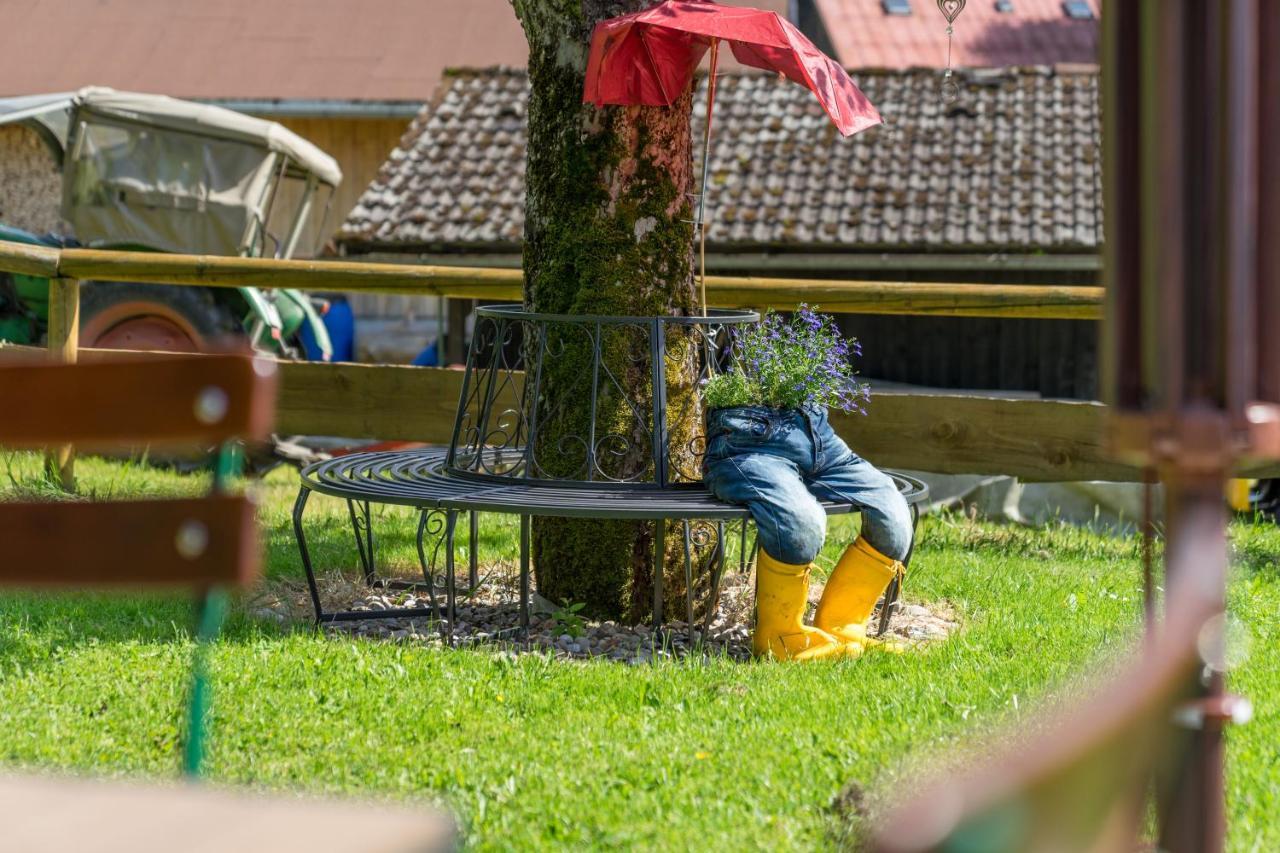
0, 314, 34, 344
181, 441, 243, 778
183, 587, 230, 778
12, 274, 49, 323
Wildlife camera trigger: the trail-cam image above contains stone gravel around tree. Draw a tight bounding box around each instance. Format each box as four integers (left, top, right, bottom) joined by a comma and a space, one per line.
252, 567, 959, 665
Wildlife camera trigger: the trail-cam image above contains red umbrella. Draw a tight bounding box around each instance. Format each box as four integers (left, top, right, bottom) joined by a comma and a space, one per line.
583, 0, 882, 309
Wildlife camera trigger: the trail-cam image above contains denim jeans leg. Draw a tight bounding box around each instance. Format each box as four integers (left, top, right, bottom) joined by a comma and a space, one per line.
703, 451, 828, 565
806, 450, 913, 561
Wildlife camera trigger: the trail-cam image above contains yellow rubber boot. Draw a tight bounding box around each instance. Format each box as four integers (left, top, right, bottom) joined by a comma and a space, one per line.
753, 550, 856, 661
814, 536, 906, 652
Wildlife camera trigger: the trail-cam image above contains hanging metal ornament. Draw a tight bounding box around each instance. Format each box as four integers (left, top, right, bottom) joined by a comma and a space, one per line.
936, 0, 966, 102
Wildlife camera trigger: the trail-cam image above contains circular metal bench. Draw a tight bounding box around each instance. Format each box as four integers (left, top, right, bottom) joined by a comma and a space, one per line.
292, 305, 930, 645
293, 447, 928, 642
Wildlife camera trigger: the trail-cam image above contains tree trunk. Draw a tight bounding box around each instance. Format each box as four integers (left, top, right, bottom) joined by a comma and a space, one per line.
511, 0, 698, 620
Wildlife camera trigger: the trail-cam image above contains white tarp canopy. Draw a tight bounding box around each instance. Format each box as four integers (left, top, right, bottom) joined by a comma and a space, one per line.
0, 87, 340, 255
0, 87, 340, 185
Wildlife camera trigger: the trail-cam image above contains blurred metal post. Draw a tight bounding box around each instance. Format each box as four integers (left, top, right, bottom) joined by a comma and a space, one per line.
1103, 2, 1280, 850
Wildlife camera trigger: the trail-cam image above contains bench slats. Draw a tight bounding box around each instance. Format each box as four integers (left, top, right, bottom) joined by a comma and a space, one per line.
0, 495, 259, 588
0, 772, 454, 853
0, 352, 276, 448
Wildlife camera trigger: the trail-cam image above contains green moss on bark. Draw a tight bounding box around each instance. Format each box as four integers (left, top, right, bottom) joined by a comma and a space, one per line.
514, 0, 703, 620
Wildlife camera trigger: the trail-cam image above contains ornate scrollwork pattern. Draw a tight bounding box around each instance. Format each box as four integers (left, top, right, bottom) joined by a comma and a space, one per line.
446, 307, 758, 487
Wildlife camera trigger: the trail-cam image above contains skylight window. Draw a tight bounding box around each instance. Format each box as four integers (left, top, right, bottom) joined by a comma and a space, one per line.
1061, 0, 1093, 20
881, 0, 912, 15
995, 0, 1015, 12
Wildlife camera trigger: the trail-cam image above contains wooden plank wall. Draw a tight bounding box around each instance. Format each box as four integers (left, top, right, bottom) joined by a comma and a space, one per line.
272, 117, 410, 259
831, 267, 1101, 399
272, 117, 445, 323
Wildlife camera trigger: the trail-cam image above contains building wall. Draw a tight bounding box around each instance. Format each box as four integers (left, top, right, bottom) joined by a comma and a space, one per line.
831, 268, 1100, 400
272, 116, 439, 320
271, 116, 410, 255
0, 125, 67, 235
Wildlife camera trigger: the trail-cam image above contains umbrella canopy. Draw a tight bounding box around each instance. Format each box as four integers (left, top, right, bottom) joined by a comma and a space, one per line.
583, 0, 880, 137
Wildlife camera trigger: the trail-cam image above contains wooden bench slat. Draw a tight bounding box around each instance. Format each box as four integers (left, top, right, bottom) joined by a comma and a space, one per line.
0, 773, 454, 853
871, 572, 1219, 852
0, 496, 260, 588
0, 353, 276, 447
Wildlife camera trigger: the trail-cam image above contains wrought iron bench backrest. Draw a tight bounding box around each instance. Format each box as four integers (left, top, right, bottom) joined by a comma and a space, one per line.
446, 306, 758, 488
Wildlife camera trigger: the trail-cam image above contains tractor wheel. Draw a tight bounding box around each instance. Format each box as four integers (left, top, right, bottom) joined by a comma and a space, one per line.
79, 282, 240, 352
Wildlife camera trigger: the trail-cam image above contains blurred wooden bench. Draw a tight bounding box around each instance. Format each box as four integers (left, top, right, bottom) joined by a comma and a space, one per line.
0, 773, 454, 853
0, 351, 453, 852
0, 352, 275, 590
870, 540, 1245, 853
0, 350, 275, 779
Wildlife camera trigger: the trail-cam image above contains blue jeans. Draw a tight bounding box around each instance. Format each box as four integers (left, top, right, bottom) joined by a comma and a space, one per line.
702, 405, 913, 565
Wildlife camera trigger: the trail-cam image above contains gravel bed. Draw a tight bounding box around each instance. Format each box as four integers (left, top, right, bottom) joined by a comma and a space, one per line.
252, 567, 958, 664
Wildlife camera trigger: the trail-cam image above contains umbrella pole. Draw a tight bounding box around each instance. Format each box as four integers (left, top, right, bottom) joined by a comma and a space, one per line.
698, 39, 720, 315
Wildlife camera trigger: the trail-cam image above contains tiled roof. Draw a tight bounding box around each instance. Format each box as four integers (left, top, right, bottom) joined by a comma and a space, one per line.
814, 0, 1100, 69
339, 65, 1101, 253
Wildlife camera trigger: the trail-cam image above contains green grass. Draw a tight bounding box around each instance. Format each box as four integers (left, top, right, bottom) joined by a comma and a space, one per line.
0, 452, 1276, 850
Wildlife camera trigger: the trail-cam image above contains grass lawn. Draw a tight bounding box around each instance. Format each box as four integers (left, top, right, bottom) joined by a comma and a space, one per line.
0, 452, 1276, 850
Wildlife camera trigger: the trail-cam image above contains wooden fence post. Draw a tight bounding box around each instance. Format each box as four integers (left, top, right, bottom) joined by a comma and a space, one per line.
45, 277, 80, 490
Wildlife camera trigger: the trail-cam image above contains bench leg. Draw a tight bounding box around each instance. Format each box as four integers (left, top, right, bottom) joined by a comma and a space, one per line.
876, 503, 920, 638
297, 493, 447, 629
703, 520, 727, 636
184, 586, 230, 778
445, 510, 458, 644
293, 486, 326, 624
681, 521, 695, 644
469, 511, 480, 590
416, 511, 444, 636
346, 500, 376, 586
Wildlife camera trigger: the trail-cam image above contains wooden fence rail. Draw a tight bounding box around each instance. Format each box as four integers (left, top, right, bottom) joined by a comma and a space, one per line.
12, 239, 1239, 486
4, 342, 1277, 482
0, 343, 1137, 481
3, 240, 1103, 319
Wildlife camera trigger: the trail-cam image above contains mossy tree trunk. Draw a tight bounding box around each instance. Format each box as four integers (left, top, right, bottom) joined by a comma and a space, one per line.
511, 0, 699, 620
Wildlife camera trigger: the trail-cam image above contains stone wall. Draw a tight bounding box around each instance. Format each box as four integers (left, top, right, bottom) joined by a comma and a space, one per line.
0, 125, 68, 235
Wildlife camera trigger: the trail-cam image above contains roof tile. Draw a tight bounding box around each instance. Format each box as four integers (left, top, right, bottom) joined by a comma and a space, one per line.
340, 66, 1101, 253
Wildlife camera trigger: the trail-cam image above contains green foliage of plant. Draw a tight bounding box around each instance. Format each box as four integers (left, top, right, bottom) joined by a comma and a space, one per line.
702, 306, 870, 413
700, 368, 758, 411
0, 452, 1277, 851
551, 599, 587, 639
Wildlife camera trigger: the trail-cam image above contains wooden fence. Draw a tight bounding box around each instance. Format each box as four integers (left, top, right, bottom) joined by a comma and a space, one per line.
5, 238, 1268, 487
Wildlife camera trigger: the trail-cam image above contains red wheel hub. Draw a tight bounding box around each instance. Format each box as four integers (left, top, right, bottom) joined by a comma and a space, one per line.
80, 301, 206, 353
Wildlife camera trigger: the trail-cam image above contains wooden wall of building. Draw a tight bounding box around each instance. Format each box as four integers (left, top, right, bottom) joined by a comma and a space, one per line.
831, 268, 1100, 400
271, 116, 409, 257
704, 256, 1102, 400
273, 116, 424, 320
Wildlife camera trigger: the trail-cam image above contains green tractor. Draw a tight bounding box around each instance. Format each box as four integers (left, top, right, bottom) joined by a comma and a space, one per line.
0, 87, 339, 358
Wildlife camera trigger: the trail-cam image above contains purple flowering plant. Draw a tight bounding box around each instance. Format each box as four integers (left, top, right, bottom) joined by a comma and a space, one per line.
702, 305, 871, 414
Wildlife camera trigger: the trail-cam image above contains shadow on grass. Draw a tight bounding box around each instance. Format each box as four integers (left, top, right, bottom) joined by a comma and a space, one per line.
1230, 516, 1280, 578
260, 495, 526, 584
0, 590, 299, 680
